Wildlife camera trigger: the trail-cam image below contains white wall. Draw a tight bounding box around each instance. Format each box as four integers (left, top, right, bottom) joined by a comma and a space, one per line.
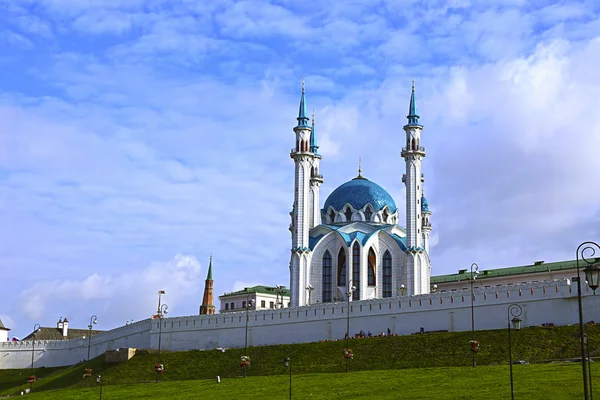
2, 279, 599, 369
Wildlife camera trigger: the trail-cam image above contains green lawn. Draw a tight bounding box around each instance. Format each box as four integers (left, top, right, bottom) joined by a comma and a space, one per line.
22, 363, 598, 399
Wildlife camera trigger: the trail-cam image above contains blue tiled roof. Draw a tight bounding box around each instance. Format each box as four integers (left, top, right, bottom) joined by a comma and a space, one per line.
322, 177, 397, 213
309, 224, 406, 251
421, 195, 429, 212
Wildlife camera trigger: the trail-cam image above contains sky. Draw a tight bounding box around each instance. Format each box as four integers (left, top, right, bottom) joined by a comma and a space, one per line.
1, 0, 600, 338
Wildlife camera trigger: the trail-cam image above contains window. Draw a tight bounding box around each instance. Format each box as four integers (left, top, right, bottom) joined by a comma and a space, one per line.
225, 303, 229, 310
368, 247, 376, 286
242, 301, 246, 308
230, 302, 235, 310
261, 300, 266, 308
329, 209, 335, 223
337, 248, 346, 286
352, 242, 361, 300
323, 250, 332, 303
382, 208, 389, 222
345, 207, 352, 222
383, 251, 392, 297
364, 207, 372, 221
270, 301, 274, 308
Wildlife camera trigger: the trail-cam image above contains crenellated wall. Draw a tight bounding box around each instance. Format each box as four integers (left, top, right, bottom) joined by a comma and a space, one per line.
2, 279, 599, 369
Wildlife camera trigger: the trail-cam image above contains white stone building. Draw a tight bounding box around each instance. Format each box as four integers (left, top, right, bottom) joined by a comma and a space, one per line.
219, 285, 291, 313
289, 81, 431, 307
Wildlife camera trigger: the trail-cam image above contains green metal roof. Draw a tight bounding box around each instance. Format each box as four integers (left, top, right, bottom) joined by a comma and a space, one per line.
219, 285, 291, 299
431, 259, 579, 284
206, 256, 213, 280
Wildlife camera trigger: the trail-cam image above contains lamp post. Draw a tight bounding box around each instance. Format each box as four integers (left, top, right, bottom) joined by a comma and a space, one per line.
576, 241, 600, 400
345, 279, 356, 373
398, 284, 407, 296
29, 324, 41, 393
156, 303, 168, 383
431, 284, 439, 293
85, 315, 98, 387
96, 375, 103, 400
284, 358, 292, 399
507, 304, 522, 400
469, 262, 479, 368
306, 285, 314, 305
244, 294, 254, 378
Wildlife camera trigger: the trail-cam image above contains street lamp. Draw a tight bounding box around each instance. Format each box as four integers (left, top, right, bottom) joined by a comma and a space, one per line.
469, 262, 479, 368
244, 294, 254, 378
85, 315, 98, 387
29, 324, 41, 393
306, 285, 314, 305
345, 279, 356, 373
284, 358, 292, 400
507, 304, 522, 400
431, 284, 439, 293
156, 303, 168, 383
398, 284, 407, 296
575, 241, 600, 400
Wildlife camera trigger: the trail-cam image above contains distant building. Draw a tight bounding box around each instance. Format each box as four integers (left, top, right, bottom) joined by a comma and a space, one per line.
0, 319, 10, 342
219, 285, 291, 313
22, 317, 103, 341
431, 260, 583, 292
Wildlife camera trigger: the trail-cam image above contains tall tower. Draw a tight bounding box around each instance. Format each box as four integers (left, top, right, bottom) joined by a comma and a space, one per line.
421, 190, 433, 254
289, 80, 321, 307
199, 256, 215, 315
401, 81, 430, 295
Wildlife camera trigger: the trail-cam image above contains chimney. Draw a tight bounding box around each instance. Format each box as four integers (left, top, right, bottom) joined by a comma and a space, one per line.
62, 317, 69, 337
57, 317, 63, 330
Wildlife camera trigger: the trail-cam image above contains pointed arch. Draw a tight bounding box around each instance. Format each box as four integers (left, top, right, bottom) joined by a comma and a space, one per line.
344, 207, 353, 222
337, 248, 346, 287
322, 250, 332, 303
411, 137, 416, 150
364, 206, 373, 222
383, 250, 392, 298
368, 247, 376, 286
352, 242, 361, 300
329, 209, 336, 224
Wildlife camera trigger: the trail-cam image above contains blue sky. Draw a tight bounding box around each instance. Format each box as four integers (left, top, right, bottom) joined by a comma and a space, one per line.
1, 0, 600, 338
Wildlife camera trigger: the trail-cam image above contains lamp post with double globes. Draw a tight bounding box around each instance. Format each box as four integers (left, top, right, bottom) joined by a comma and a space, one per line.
398, 284, 407, 296
85, 315, 98, 387
507, 304, 523, 400
575, 241, 600, 400
306, 285, 314, 305
469, 262, 480, 367
29, 324, 41, 393
345, 279, 356, 373
156, 303, 168, 383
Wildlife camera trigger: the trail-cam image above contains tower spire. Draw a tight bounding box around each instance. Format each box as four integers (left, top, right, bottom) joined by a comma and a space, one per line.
199, 255, 215, 315
297, 78, 309, 128
310, 109, 319, 153
206, 254, 213, 280
407, 79, 420, 126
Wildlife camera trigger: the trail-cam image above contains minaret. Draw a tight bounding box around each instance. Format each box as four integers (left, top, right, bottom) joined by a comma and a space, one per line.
199, 256, 215, 315
421, 188, 432, 254
401, 80, 430, 295
290, 80, 314, 307
309, 109, 323, 229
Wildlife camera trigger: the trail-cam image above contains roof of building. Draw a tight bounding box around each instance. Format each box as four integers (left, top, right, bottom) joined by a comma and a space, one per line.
0, 319, 10, 331
22, 327, 104, 341
207, 256, 213, 280
421, 195, 429, 212
309, 223, 407, 251
431, 259, 580, 284
322, 176, 398, 213
219, 285, 291, 299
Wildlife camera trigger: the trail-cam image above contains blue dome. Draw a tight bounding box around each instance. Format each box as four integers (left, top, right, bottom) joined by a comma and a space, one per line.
323, 177, 397, 213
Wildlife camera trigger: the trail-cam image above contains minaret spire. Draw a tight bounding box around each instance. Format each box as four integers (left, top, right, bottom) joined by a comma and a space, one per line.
297, 78, 310, 128
310, 109, 319, 153
199, 255, 215, 315
407, 79, 420, 126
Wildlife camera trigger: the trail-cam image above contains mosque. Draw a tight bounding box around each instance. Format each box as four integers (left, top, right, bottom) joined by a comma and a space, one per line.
288, 81, 431, 307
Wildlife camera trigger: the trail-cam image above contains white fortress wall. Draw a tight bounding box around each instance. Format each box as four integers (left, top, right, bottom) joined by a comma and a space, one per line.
2, 280, 599, 369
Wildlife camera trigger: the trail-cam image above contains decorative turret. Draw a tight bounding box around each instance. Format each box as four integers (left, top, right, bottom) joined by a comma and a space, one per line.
421, 189, 432, 255
296, 80, 310, 128
199, 255, 216, 315
310, 110, 319, 154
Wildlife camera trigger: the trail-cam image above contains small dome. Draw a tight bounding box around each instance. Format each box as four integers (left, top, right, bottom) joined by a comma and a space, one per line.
421, 195, 430, 212
323, 177, 397, 213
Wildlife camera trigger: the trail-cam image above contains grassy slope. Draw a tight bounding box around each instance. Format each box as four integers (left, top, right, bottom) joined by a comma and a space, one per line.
23, 364, 600, 400
2, 324, 599, 396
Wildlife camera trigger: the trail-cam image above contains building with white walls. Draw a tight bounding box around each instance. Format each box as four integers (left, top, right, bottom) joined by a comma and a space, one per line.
219, 285, 291, 313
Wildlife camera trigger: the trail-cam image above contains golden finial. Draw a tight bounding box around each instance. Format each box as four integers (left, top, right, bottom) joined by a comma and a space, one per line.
312, 108, 315, 125
412, 78, 415, 92
302, 78, 305, 94
358, 157, 362, 177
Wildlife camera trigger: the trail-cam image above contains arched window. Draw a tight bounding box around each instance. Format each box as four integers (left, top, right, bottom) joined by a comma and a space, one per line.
322, 251, 332, 303
364, 207, 372, 222
382, 208, 389, 223
411, 138, 416, 150
352, 242, 361, 301
337, 248, 346, 287
368, 248, 376, 286
383, 251, 392, 298
345, 207, 353, 222
329, 209, 336, 224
